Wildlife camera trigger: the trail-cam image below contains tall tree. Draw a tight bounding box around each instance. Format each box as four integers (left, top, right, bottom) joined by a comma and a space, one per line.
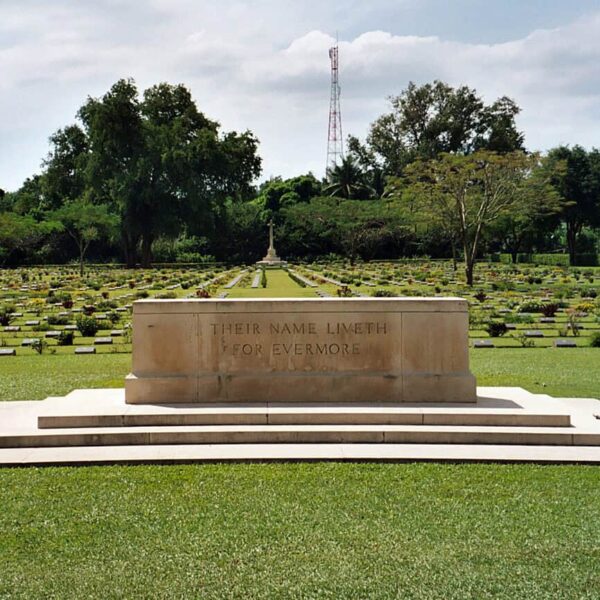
80, 79, 261, 267
42, 124, 89, 210
401, 151, 540, 285
79, 78, 145, 267
545, 145, 600, 265
348, 81, 524, 178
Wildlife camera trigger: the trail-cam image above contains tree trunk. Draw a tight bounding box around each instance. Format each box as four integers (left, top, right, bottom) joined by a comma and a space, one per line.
465, 260, 474, 286
511, 249, 518, 264
566, 222, 578, 266
140, 234, 154, 269
122, 233, 138, 269
79, 250, 85, 277
450, 239, 457, 271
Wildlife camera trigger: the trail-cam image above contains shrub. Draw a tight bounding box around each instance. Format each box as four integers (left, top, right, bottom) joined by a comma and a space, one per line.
513, 332, 535, 348
83, 305, 96, 316
76, 315, 99, 337
590, 331, 600, 348
517, 300, 544, 313
372, 289, 396, 297
485, 321, 508, 337
337, 286, 352, 297
474, 290, 487, 303
261, 269, 267, 289
57, 331, 74, 346
31, 339, 48, 354
47, 314, 69, 326
541, 303, 559, 317
0, 305, 16, 326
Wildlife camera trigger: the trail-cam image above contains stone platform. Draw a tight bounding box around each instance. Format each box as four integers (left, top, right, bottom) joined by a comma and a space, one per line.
1, 387, 600, 465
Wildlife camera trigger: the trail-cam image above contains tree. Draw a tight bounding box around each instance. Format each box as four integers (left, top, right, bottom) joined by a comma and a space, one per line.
42, 124, 89, 210
324, 157, 374, 199
545, 146, 600, 265
348, 81, 524, 177
279, 197, 410, 261
402, 151, 540, 285
490, 157, 564, 262
79, 78, 145, 267
50, 199, 118, 275
0, 211, 59, 265
80, 79, 261, 267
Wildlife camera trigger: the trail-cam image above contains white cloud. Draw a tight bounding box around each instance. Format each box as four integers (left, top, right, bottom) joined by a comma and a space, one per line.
1, 1, 600, 190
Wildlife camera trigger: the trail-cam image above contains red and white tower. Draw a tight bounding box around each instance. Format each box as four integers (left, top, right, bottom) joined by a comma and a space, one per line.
326, 42, 344, 174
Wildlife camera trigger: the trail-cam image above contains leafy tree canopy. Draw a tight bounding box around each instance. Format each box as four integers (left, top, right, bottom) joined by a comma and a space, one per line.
348, 80, 524, 178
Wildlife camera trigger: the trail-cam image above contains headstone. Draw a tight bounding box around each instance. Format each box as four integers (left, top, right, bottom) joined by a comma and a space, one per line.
94, 337, 113, 345
540, 317, 555, 323
474, 340, 494, 348
75, 346, 96, 354
525, 330, 544, 338
64, 325, 78, 330
126, 297, 476, 405
4, 326, 20, 332
554, 339, 576, 348
505, 323, 517, 330
25, 320, 40, 326
21, 338, 39, 346
110, 330, 124, 337
0, 348, 16, 356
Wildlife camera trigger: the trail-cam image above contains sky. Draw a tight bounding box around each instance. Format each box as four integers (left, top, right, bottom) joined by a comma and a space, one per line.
2, 0, 600, 191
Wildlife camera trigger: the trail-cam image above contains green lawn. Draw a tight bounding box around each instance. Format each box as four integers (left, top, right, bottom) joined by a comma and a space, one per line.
227, 268, 318, 298
0, 463, 599, 599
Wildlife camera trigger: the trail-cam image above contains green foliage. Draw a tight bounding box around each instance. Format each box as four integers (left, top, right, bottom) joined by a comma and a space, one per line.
57, 331, 74, 346
324, 156, 374, 199
76, 315, 99, 337
30, 338, 48, 354
260, 269, 267, 288
518, 300, 544, 313
0, 304, 15, 326
348, 80, 523, 177
50, 198, 118, 275
545, 145, 600, 265
485, 321, 508, 337
372, 289, 396, 297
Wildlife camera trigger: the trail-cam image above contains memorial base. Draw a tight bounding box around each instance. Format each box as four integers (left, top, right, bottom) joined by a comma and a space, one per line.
1, 387, 600, 465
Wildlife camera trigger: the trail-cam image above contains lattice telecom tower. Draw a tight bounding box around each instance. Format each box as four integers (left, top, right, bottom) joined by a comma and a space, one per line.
326, 42, 344, 174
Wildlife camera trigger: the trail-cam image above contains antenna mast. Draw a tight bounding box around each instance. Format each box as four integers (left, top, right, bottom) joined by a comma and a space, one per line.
326, 39, 343, 175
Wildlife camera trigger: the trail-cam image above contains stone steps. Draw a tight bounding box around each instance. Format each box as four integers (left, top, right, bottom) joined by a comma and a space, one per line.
1, 388, 598, 463
2, 423, 599, 449
38, 405, 571, 429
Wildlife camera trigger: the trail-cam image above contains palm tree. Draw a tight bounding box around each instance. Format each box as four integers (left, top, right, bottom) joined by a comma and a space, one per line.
324, 156, 374, 200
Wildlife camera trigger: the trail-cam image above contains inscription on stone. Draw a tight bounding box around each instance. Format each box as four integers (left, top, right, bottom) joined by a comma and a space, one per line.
210, 319, 388, 357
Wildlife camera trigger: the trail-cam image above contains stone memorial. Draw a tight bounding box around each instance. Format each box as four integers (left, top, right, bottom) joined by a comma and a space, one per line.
256, 220, 287, 267
125, 297, 476, 404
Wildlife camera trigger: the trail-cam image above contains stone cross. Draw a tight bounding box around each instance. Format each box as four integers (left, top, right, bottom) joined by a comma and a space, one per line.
268, 219, 274, 251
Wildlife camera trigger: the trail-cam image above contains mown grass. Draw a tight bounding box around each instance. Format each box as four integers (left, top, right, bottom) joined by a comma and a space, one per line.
0, 463, 599, 599
472, 347, 599, 398
228, 268, 317, 298
0, 347, 598, 401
